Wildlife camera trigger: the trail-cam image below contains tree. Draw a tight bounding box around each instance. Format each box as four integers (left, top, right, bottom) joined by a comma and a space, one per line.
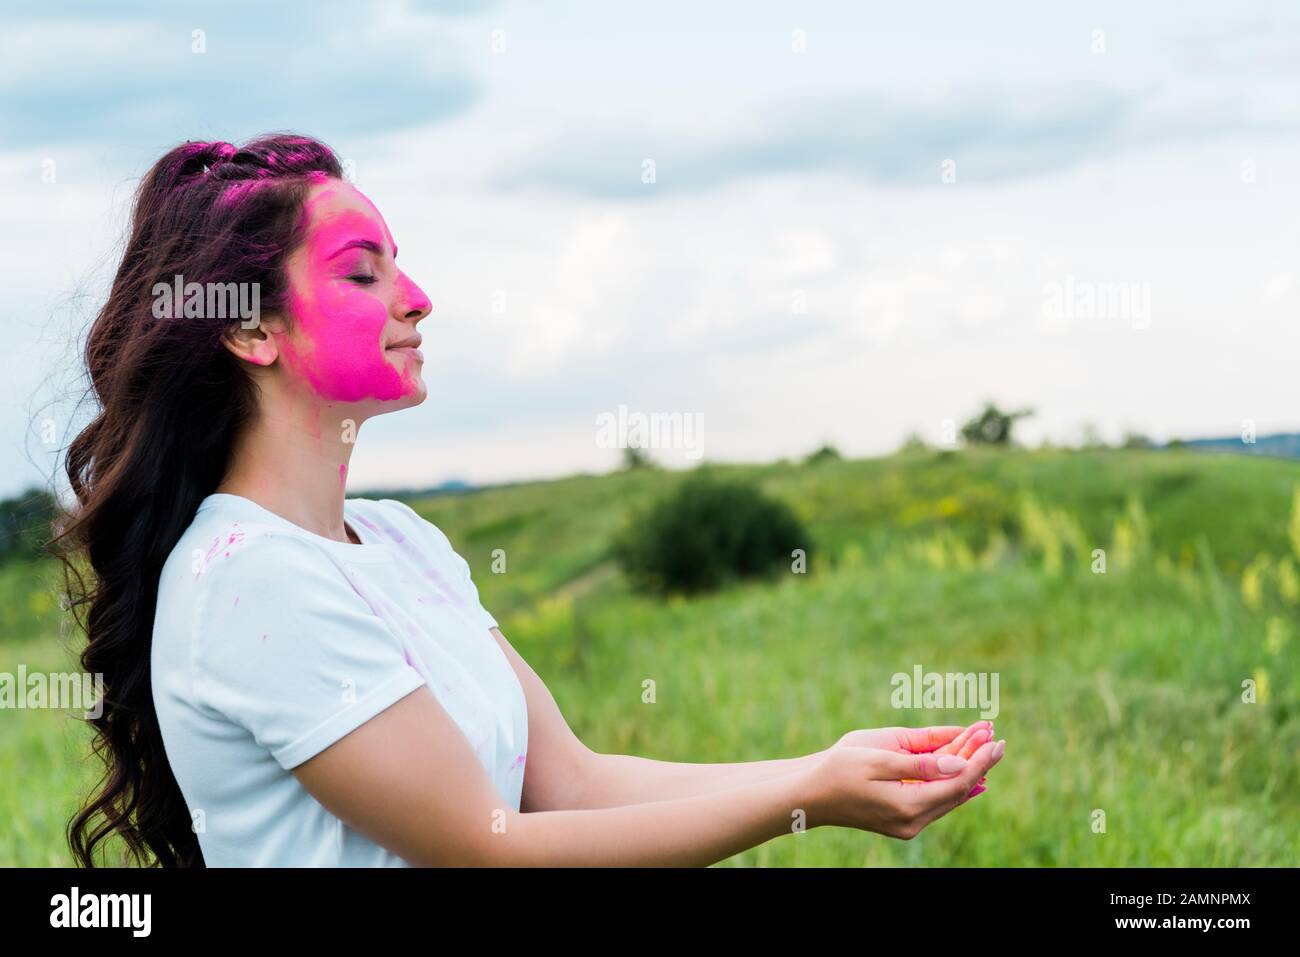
804, 444, 841, 465
621, 445, 656, 470
960, 403, 1033, 447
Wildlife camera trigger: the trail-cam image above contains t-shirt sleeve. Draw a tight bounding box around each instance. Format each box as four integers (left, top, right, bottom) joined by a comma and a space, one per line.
190, 534, 427, 770
447, 540, 499, 632
384, 499, 499, 633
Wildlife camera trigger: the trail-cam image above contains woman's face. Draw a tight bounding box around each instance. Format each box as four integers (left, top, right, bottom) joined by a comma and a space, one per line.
274, 177, 431, 409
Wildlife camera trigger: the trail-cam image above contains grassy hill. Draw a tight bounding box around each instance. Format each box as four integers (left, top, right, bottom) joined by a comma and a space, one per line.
3, 447, 1298, 865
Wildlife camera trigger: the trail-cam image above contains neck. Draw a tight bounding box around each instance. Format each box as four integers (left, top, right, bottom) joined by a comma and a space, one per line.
216, 389, 363, 543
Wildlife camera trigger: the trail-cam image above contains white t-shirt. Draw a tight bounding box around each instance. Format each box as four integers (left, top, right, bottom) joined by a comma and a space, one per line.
150, 492, 528, 867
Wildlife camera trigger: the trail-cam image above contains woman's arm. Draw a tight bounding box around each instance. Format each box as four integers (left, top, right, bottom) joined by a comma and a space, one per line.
293, 679, 803, 865
488, 626, 826, 810
573, 751, 826, 809
292, 680, 1000, 866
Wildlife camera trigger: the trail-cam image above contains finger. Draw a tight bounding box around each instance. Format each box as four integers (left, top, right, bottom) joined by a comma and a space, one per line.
901, 727, 997, 782
935, 721, 990, 756
951, 743, 1003, 807
933, 729, 969, 757
899, 739, 1004, 829
869, 748, 970, 782
951, 783, 987, 811
919, 738, 1001, 809
895, 725, 967, 754
912, 780, 988, 830
962, 784, 987, 803
957, 728, 993, 760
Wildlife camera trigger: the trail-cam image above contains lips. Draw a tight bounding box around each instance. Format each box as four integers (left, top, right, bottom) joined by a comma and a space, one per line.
385, 335, 423, 361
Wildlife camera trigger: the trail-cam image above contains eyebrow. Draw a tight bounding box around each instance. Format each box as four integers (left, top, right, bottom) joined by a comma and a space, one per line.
326, 238, 396, 260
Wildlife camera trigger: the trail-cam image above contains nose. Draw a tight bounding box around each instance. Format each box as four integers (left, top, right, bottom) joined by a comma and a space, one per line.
396, 270, 432, 323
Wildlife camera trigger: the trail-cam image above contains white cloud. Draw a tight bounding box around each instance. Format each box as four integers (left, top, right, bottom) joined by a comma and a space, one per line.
4, 0, 1300, 499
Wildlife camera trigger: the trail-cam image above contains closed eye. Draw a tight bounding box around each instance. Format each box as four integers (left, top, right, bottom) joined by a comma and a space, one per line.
348, 275, 378, 285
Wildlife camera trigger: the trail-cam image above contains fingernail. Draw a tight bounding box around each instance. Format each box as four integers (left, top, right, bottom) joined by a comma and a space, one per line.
937, 755, 967, 774
992, 739, 1006, 760
968, 784, 987, 798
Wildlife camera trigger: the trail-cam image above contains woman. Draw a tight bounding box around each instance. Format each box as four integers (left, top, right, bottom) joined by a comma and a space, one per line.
57, 133, 1005, 867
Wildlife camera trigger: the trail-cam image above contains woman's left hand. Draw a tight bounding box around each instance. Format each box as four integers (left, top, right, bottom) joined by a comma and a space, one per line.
833, 724, 976, 754
832, 722, 995, 794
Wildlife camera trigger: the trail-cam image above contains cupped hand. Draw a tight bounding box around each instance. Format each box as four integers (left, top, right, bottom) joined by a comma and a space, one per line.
834, 720, 998, 796
807, 736, 1005, 838
905, 720, 996, 793
833, 724, 969, 754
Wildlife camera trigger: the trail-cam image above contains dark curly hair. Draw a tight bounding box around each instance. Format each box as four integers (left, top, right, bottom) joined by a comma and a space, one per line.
51, 133, 343, 867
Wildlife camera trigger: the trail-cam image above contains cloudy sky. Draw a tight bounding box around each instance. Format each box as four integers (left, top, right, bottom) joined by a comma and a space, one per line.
2, 0, 1298, 498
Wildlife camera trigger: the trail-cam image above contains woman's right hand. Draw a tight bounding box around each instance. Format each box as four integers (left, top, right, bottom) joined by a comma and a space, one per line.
805, 737, 1005, 838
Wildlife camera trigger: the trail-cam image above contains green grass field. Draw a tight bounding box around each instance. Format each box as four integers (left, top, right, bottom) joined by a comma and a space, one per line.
3, 447, 1298, 865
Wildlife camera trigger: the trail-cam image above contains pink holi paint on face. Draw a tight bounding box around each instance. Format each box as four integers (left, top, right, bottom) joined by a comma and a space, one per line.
276, 181, 430, 403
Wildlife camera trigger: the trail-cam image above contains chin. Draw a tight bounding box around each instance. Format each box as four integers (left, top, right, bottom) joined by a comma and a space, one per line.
395, 382, 427, 408
351, 384, 425, 418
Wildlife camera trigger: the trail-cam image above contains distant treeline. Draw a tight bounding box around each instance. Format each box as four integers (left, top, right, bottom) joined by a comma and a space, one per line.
0, 487, 59, 565
1178, 432, 1300, 459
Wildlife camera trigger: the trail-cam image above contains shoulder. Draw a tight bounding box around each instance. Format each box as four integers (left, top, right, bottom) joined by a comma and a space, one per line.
349, 497, 480, 584
158, 508, 348, 620
170, 507, 326, 578
348, 495, 421, 527
349, 496, 457, 550
154, 508, 361, 689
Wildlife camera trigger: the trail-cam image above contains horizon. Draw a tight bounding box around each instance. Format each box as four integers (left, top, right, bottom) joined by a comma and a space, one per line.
8, 422, 1299, 510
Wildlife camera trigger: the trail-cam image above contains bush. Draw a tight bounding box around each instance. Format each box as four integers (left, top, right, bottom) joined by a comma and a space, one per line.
614, 472, 811, 594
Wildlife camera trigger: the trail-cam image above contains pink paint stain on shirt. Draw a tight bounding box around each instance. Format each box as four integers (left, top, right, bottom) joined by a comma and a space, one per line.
375, 529, 463, 608
352, 512, 382, 538
193, 525, 248, 580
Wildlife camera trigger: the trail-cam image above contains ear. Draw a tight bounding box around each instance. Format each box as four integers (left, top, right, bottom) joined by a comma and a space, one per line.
221, 314, 284, 367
